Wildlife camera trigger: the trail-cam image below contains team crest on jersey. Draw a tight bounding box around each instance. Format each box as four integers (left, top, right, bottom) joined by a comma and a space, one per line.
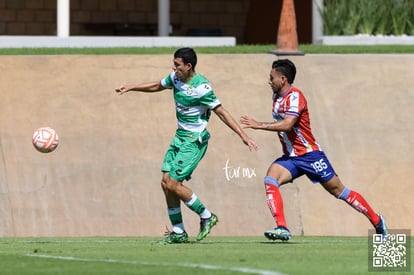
184, 85, 194, 95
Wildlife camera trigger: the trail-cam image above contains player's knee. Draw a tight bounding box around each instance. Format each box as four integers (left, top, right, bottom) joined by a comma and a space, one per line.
161, 174, 174, 191
161, 173, 169, 190
163, 177, 181, 193
160, 180, 167, 192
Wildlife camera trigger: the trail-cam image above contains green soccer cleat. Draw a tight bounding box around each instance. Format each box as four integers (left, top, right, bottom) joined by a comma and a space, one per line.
264, 226, 291, 241
160, 230, 189, 244
196, 213, 218, 241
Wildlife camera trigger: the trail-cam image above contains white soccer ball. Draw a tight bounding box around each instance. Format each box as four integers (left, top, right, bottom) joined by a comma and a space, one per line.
32, 127, 59, 153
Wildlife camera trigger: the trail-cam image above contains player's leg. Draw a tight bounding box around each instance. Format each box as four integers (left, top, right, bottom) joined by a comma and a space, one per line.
167, 138, 218, 241
180, 141, 218, 241
162, 172, 188, 233
160, 173, 190, 244
161, 173, 217, 242
263, 160, 295, 241
265, 163, 292, 228
299, 151, 388, 237
185, 192, 218, 241
159, 138, 193, 244
321, 175, 388, 237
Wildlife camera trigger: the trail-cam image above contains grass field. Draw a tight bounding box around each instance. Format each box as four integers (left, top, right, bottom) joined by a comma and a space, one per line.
1, 44, 414, 55
0, 236, 412, 274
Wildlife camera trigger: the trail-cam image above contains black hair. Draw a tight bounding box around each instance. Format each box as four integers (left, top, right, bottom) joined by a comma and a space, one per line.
272, 59, 296, 84
174, 47, 197, 70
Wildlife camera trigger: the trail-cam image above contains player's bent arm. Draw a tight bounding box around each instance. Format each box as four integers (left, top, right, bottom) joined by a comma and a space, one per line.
115, 81, 165, 94
213, 105, 258, 151
240, 114, 298, 132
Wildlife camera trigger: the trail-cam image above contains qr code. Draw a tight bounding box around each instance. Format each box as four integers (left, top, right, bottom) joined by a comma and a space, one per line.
369, 229, 411, 272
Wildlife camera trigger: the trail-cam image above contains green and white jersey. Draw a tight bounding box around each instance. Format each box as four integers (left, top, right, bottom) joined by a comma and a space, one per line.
161, 72, 221, 133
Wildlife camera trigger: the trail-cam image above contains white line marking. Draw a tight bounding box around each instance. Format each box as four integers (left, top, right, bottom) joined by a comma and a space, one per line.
25, 253, 286, 275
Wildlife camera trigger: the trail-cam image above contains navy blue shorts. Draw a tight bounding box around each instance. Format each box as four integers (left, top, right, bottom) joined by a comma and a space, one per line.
274, 151, 336, 183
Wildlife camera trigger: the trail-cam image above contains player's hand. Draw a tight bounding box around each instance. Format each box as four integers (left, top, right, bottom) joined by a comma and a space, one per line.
244, 136, 259, 151
115, 85, 129, 95
240, 116, 259, 129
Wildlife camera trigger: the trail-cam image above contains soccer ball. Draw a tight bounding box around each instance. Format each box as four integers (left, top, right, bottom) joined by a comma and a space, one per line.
32, 127, 59, 153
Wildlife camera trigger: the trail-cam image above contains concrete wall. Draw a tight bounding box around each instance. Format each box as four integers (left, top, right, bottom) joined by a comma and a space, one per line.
0, 54, 413, 237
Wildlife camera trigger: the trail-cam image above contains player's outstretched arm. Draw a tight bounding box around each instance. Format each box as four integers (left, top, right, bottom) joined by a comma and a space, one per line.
214, 106, 259, 151
115, 81, 165, 95
240, 115, 297, 132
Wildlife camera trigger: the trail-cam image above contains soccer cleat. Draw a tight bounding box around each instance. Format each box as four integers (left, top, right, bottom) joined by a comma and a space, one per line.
264, 226, 291, 241
375, 214, 388, 241
196, 213, 218, 241
160, 230, 189, 244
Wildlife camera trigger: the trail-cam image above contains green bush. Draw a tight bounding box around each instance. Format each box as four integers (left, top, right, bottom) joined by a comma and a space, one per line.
321, 0, 414, 35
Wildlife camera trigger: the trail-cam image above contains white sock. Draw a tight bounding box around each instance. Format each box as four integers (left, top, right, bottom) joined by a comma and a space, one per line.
200, 209, 211, 219
168, 207, 184, 234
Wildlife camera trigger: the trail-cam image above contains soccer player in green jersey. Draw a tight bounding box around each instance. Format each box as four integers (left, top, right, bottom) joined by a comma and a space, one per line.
116, 47, 258, 243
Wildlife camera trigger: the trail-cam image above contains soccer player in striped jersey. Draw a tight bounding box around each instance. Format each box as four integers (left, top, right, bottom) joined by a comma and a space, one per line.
240, 59, 387, 241
116, 47, 258, 244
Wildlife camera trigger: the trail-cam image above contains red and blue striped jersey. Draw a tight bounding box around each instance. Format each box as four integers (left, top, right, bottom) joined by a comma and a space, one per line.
272, 86, 322, 156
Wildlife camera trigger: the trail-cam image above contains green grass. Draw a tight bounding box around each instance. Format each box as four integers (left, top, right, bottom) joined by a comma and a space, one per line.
0, 236, 412, 274
1, 44, 414, 55
321, 0, 414, 35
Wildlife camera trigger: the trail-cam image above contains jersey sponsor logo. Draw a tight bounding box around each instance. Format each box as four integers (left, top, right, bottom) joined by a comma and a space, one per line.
176, 102, 190, 112
321, 171, 332, 178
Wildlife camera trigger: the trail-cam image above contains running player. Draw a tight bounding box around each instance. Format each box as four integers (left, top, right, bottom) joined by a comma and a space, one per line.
240, 59, 388, 241
116, 47, 258, 244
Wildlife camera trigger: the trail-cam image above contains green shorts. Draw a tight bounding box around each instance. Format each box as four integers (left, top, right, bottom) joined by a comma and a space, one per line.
162, 129, 210, 181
